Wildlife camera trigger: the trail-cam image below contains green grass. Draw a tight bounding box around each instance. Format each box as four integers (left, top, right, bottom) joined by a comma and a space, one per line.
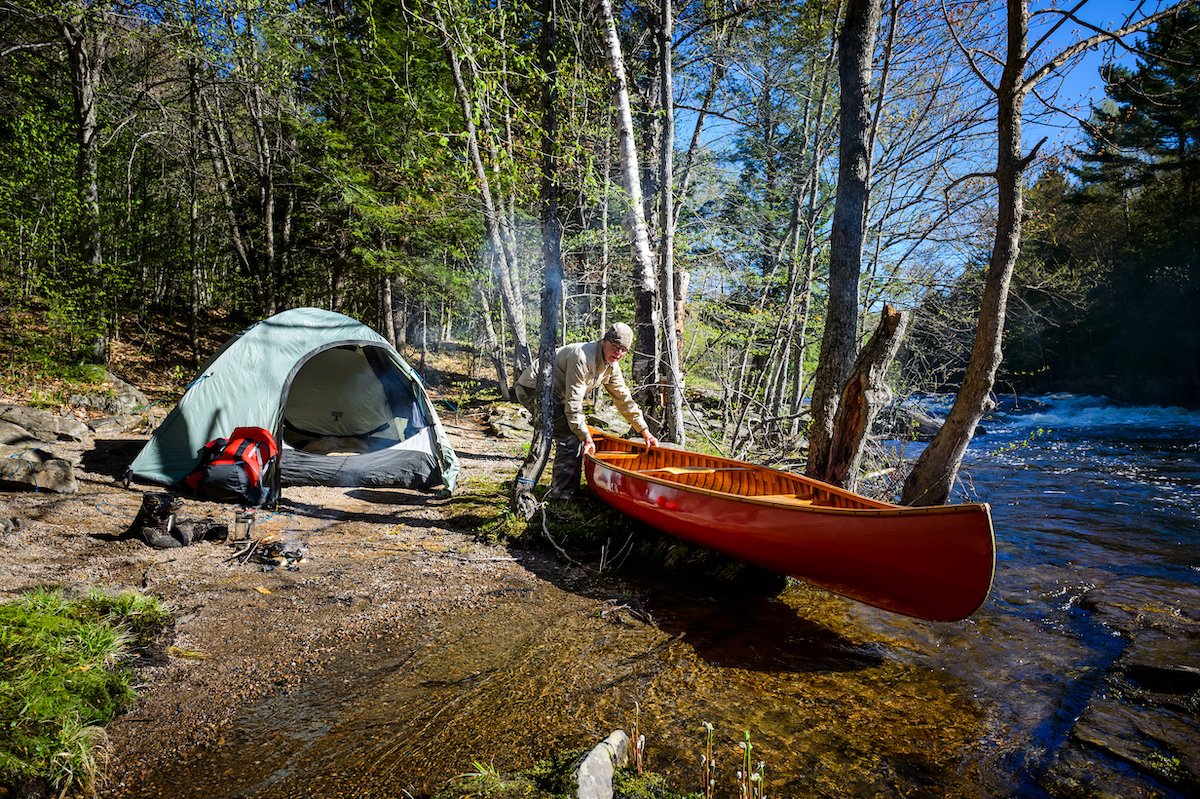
0, 587, 171, 796
433, 753, 697, 799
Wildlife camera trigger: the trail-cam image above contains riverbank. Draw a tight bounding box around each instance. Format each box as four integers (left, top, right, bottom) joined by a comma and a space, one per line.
0, 401, 991, 799
0, 402, 541, 794
7, 383, 1198, 798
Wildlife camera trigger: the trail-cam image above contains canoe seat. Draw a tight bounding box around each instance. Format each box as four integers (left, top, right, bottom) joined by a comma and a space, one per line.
755, 493, 814, 506
595, 452, 640, 460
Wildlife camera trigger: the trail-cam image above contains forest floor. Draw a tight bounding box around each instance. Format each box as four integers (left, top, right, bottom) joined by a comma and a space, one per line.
0, 344, 574, 795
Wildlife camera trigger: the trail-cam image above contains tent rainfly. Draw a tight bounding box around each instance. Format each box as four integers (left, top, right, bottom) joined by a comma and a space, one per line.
129, 307, 459, 494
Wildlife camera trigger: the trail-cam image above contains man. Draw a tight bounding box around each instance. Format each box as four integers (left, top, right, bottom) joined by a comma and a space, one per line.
516, 322, 659, 500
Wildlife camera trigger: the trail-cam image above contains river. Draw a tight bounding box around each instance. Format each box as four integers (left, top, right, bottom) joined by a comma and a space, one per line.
127, 394, 1200, 798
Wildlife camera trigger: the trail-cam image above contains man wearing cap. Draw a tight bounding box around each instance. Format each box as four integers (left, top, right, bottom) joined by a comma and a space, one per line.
516, 322, 659, 500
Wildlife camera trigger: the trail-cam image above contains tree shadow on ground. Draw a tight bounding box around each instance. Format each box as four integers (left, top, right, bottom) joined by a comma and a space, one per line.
508, 500, 885, 675
82, 438, 145, 479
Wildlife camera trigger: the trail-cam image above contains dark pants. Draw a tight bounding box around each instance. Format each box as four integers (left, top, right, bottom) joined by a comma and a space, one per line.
517, 384, 583, 500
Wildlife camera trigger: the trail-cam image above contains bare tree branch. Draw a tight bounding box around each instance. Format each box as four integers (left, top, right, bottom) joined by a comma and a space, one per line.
940, 0, 998, 93
1024, 1, 1195, 91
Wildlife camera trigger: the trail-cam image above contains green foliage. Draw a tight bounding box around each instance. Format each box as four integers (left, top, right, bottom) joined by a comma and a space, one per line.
996, 10, 1200, 404
0, 588, 171, 796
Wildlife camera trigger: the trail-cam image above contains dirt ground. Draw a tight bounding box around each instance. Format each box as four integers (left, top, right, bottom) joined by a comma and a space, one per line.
0, 407, 547, 793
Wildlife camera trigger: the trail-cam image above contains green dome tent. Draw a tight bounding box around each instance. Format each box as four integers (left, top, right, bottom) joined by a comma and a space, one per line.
129, 307, 459, 494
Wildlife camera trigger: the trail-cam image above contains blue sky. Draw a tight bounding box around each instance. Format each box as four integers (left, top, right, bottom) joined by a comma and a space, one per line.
1026, 0, 1160, 149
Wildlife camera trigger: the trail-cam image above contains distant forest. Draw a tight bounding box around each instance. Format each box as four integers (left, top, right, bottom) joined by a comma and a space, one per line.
912, 5, 1200, 407
2, 0, 1197, 425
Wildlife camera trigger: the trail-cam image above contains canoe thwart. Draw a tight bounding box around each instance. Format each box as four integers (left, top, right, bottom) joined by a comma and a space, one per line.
754, 493, 814, 506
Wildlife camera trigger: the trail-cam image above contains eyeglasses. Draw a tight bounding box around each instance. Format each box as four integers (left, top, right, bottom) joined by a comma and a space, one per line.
607, 341, 629, 355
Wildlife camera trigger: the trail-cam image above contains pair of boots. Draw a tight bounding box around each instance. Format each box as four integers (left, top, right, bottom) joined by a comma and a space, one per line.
128, 492, 229, 548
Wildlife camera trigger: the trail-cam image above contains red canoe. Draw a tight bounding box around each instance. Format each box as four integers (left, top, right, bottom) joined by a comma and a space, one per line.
584, 428, 995, 622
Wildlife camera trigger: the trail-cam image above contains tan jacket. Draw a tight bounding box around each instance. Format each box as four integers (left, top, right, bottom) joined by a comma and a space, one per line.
517, 340, 647, 442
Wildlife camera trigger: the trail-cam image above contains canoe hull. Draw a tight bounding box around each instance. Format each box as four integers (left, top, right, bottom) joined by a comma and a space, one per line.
584, 436, 995, 622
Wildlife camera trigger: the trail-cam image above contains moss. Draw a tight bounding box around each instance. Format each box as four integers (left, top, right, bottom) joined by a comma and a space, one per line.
614, 769, 699, 799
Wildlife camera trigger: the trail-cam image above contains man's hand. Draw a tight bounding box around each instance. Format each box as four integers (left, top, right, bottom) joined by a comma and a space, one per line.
582, 435, 596, 457
642, 430, 659, 448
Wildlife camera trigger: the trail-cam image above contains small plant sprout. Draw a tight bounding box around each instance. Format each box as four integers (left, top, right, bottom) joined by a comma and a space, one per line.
701, 721, 716, 799
737, 731, 756, 799
631, 701, 645, 774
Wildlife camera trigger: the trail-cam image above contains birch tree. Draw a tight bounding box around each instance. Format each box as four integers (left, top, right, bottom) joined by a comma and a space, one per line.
598, 0, 662, 423
657, 0, 685, 444
426, 1, 533, 386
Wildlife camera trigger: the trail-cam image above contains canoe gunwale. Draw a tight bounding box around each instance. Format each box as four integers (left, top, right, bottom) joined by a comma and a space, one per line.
586, 428, 990, 519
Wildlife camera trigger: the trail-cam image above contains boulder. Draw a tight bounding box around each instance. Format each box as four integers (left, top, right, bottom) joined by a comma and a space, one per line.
0, 447, 78, 493
573, 730, 630, 799
0, 419, 40, 447
69, 370, 150, 416
586, 403, 633, 437
873, 405, 944, 440
0, 404, 89, 442
485, 403, 533, 438
1042, 584, 1200, 796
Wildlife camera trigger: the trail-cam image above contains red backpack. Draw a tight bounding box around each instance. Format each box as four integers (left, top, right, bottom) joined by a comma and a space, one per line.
184, 426, 278, 506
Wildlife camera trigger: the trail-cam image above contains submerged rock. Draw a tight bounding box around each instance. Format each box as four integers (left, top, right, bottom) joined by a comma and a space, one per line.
1043, 584, 1200, 795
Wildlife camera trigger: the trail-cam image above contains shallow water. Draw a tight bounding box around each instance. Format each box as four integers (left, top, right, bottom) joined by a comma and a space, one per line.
130, 394, 1200, 798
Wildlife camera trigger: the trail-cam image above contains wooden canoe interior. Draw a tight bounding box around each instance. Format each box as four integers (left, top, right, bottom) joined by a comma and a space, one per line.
590, 431, 891, 511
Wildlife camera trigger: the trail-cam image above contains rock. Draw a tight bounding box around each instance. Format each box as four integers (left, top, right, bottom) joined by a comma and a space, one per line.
1042, 602, 1200, 796
485, 403, 533, 438
1121, 630, 1200, 696
0, 448, 78, 493
1068, 692, 1199, 791
586, 403, 632, 436
0, 404, 89, 442
0, 419, 40, 446
573, 730, 630, 799
69, 370, 150, 416
874, 404, 944, 441
1078, 581, 1200, 637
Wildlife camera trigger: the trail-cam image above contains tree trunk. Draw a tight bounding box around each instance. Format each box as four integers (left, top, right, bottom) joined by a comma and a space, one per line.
515, 0, 564, 518
61, 5, 105, 276
895, 0, 1178, 503
902, 0, 1027, 506
599, 0, 661, 426
431, 7, 532, 373
478, 284, 511, 400
657, 0, 685, 445
806, 0, 881, 478
381, 267, 396, 345
825, 305, 908, 491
